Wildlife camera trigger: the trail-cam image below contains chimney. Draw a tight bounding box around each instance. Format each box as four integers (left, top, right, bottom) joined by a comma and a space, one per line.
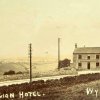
75, 43, 77, 48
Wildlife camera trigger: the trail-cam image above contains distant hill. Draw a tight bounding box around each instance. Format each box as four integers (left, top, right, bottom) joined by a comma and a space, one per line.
0, 62, 29, 75
0, 56, 58, 75
0, 61, 57, 75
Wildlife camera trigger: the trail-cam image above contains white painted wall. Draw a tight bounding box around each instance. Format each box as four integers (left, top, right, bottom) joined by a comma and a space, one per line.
73, 54, 100, 70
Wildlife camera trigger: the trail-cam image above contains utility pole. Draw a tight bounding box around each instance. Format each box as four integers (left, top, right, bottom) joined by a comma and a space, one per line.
58, 38, 60, 69
29, 43, 32, 83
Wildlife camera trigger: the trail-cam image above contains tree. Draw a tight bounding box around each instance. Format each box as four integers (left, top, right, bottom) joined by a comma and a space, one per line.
59, 58, 70, 68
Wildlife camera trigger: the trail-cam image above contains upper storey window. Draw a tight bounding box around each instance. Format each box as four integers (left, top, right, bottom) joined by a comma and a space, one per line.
78, 55, 82, 59
87, 56, 90, 59
96, 55, 99, 59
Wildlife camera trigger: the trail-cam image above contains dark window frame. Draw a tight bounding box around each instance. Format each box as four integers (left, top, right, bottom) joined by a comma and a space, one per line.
96, 55, 99, 59
78, 55, 82, 59
87, 56, 90, 59
96, 62, 99, 67
78, 63, 82, 67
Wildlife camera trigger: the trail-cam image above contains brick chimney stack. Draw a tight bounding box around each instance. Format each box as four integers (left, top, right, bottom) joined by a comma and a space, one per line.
75, 43, 77, 48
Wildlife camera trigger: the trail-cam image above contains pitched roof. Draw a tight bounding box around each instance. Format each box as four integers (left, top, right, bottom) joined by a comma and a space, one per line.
73, 47, 100, 54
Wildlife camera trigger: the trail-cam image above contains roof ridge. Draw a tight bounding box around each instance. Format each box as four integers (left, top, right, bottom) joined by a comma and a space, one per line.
73, 47, 100, 54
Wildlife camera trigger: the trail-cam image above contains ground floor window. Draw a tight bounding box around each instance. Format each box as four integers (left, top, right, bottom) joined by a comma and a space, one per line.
96, 62, 99, 67
78, 63, 82, 67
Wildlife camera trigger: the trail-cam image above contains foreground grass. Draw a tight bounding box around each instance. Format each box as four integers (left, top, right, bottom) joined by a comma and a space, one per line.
35, 80, 100, 100
0, 73, 100, 100
1, 80, 99, 100
56, 80, 100, 100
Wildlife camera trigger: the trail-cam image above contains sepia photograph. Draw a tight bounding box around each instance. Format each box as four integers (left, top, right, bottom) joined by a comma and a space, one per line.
0, 0, 100, 100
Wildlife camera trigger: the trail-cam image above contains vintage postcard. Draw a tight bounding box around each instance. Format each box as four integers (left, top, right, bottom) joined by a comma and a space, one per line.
0, 0, 100, 100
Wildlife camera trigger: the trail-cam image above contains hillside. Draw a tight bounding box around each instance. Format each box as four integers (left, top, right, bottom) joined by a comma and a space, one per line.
0, 62, 28, 75
0, 61, 58, 75
0, 57, 58, 75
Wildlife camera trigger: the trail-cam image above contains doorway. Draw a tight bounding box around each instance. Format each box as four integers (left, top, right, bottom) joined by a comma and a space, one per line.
87, 62, 90, 69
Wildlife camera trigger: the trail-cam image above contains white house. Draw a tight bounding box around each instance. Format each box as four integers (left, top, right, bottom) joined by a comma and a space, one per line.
73, 44, 100, 70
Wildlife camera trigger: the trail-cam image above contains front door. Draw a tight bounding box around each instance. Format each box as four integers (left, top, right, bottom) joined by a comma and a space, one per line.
87, 62, 90, 69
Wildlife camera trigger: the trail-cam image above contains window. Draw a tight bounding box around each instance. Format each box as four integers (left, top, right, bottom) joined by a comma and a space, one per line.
87, 56, 90, 59
96, 55, 99, 59
78, 63, 82, 67
78, 55, 82, 59
96, 62, 99, 67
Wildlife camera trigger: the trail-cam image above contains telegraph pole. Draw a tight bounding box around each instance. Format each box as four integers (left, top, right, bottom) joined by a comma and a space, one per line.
29, 43, 32, 83
58, 38, 60, 69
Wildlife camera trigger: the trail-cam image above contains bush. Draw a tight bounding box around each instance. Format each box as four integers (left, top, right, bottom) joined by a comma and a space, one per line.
16, 71, 23, 74
4, 70, 15, 75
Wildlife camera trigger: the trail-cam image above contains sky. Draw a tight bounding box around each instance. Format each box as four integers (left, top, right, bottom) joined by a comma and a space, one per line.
0, 0, 100, 60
